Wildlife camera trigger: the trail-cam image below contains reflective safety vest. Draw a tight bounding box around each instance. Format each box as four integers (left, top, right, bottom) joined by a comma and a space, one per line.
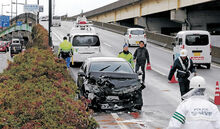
58, 40, 73, 55
118, 51, 134, 68
167, 96, 220, 129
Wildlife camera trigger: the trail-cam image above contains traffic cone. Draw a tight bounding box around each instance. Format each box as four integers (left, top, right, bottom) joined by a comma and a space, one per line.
146, 63, 152, 70
214, 81, 220, 105
169, 66, 178, 83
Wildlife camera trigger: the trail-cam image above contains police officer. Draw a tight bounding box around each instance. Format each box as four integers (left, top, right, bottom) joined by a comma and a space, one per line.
118, 44, 134, 68
167, 76, 220, 129
168, 49, 196, 97
58, 37, 73, 68
133, 41, 150, 83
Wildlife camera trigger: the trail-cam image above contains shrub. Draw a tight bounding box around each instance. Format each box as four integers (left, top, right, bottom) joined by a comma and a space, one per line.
0, 24, 98, 129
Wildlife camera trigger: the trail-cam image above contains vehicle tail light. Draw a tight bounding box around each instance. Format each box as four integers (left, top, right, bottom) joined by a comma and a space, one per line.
129, 35, 132, 39
181, 45, 185, 49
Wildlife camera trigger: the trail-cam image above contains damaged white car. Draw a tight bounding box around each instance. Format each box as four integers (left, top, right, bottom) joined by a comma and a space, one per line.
77, 57, 145, 111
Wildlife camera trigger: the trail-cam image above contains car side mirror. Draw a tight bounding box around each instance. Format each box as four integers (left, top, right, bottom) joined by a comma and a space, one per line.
78, 71, 86, 77
137, 71, 143, 76
172, 43, 176, 46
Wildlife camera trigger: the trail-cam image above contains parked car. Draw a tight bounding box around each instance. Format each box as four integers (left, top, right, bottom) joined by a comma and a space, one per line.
173, 30, 212, 69
0, 42, 7, 52
124, 28, 147, 47
77, 57, 145, 111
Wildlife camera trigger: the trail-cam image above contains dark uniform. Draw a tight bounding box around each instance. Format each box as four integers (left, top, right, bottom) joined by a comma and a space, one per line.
168, 57, 196, 96
133, 47, 150, 82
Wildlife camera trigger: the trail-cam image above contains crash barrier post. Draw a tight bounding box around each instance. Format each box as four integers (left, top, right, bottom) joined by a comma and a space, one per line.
214, 81, 220, 105
146, 63, 152, 70
169, 66, 178, 83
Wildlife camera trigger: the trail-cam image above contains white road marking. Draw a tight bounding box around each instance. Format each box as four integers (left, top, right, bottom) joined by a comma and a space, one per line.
151, 67, 167, 76
149, 43, 172, 54
103, 42, 112, 48
111, 113, 129, 129
52, 30, 63, 42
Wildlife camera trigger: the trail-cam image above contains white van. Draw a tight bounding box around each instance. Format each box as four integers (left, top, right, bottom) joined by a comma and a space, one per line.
173, 30, 212, 69
68, 32, 101, 63
52, 16, 61, 27
124, 28, 147, 46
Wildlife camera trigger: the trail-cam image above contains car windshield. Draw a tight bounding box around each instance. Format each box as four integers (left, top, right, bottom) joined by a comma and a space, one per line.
89, 61, 134, 73
130, 30, 145, 35
186, 35, 209, 46
72, 35, 100, 46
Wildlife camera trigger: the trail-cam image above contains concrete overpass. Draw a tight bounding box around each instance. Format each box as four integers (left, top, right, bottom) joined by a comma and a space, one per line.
82, 0, 220, 35
0, 13, 36, 45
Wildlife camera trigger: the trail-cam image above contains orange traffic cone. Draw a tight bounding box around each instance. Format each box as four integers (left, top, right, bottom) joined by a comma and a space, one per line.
130, 112, 139, 119
146, 63, 152, 70
214, 81, 220, 105
169, 66, 178, 83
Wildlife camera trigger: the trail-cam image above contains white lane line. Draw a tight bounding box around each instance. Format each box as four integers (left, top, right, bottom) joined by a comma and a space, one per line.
111, 113, 129, 129
211, 64, 220, 69
149, 43, 172, 54
151, 67, 167, 76
103, 42, 112, 48
52, 31, 63, 42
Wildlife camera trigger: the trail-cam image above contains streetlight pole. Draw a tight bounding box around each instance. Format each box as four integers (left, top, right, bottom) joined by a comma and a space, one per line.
16, 0, 17, 23
37, 0, 39, 24
49, 0, 52, 47
25, 0, 27, 23
11, 0, 13, 24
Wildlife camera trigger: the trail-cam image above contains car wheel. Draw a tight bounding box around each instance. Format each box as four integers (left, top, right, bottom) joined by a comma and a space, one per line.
206, 63, 211, 69
133, 91, 143, 110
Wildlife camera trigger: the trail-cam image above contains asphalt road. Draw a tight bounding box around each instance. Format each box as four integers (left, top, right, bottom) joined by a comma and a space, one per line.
40, 21, 220, 129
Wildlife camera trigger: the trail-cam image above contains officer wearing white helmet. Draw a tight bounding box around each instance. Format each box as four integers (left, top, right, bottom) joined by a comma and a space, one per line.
168, 49, 196, 98
167, 76, 220, 129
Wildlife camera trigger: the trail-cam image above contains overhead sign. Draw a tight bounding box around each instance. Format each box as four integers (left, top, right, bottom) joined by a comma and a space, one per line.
39, 5, 44, 12
24, 4, 39, 12
0, 15, 10, 27
16, 21, 23, 26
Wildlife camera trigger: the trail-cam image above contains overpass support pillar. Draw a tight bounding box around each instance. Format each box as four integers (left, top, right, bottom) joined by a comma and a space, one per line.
134, 17, 147, 28
170, 9, 189, 30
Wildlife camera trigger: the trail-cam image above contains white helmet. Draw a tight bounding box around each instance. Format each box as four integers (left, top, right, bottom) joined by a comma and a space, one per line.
180, 49, 188, 57
190, 76, 206, 89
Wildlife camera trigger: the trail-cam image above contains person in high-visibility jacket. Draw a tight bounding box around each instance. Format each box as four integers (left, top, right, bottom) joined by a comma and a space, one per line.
118, 44, 134, 68
167, 76, 220, 129
58, 37, 74, 68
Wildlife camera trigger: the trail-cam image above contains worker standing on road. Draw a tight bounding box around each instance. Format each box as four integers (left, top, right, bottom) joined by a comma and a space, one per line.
167, 76, 220, 129
58, 37, 73, 68
118, 44, 134, 68
133, 41, 150, 83
168, 49, 196, 97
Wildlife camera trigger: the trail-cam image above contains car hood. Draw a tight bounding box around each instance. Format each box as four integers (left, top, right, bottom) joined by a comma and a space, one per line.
88, 72, 140, 89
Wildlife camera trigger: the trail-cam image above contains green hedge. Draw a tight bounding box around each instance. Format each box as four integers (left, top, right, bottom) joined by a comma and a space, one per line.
0, 24, 98, 129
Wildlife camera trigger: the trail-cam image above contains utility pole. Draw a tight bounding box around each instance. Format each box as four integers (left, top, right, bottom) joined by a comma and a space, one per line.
37, 0, 39, 23
49, 0, 52, 47
16, 0, 17, 23
25, 0, 27, 23
11, 0, 13, 24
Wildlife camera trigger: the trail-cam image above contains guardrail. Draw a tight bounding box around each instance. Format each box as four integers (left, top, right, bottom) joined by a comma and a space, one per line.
91, 20, 220, 64
0, 24, 32, 37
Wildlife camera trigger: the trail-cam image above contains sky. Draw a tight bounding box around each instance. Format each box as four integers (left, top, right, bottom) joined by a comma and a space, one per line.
0, 0, 118, 17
